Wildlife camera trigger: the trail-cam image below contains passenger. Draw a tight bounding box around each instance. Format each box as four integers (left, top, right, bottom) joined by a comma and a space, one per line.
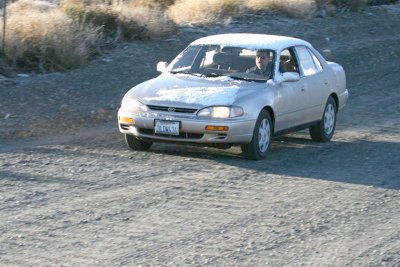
246, 50, 272, 78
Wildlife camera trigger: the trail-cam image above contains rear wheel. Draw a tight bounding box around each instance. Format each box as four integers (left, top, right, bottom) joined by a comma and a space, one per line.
309, 96, 337, 142
241, 110, 272, 160
125, 134, 153, 151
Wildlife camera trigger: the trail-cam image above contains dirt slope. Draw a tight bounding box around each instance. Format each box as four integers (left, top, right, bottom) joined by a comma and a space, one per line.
0, 5, 400, 266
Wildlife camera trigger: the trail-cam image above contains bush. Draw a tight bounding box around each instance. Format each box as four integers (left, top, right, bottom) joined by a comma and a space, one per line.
61, 0, 119, 34
167, 0, 317, 25
7, 0, 56, 13
116, 4, 176, 40
245, 0, 317, 18
61, 0, 176, 40
1, 7, 100, 71
167, 0, 243, 26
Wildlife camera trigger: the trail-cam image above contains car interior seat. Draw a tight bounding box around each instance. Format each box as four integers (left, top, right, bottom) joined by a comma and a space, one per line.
212, 52, 232, 70
280, 57, 297, 73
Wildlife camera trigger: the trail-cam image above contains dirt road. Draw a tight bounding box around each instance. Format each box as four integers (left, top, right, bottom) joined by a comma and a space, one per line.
1, 5, 400, 266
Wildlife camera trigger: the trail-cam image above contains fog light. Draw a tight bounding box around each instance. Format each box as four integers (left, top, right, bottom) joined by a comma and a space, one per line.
119, 116, 134, 124
205, 125, 229, 131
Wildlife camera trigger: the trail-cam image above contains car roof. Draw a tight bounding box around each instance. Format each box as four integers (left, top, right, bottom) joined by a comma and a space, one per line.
190, 33, 311, 50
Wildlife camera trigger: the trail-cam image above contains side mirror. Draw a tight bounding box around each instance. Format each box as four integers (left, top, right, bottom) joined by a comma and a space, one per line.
157, 61, 168, 73
276, 72, 300, 84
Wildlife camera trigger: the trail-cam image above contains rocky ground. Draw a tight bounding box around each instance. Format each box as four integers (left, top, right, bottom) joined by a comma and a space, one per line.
1, 4, 400, 266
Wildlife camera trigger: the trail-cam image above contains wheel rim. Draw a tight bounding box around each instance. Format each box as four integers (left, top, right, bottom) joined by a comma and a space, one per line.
258, 118, 271, 153
324, 103, 335, 135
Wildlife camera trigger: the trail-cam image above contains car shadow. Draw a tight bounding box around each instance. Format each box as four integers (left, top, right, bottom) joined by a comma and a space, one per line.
149, 135, 400, 190
3, 130, 397, 190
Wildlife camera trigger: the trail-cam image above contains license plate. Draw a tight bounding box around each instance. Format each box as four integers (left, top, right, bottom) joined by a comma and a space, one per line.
154, 120, 180, 136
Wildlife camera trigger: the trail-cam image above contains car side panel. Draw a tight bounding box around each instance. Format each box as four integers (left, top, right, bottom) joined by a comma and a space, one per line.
273, 81, 311, 132
303, 71, 330, 122
327, 62, 348, 110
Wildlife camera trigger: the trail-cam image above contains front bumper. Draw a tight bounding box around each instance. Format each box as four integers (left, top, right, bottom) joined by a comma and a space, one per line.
118, 109, 255, 144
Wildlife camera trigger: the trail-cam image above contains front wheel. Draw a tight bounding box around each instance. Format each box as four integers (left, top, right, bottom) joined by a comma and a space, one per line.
125, 134, 153, 151
309, 96, 337, 142
241, 110, 273, 160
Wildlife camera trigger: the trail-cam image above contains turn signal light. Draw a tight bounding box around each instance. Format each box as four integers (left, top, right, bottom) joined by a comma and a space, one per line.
205, 125, 229, 131
119, 116, 135, 124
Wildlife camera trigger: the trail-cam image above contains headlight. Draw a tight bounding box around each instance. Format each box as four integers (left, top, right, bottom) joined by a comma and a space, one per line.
121, 97, 148, 113
197, 106, 244, 119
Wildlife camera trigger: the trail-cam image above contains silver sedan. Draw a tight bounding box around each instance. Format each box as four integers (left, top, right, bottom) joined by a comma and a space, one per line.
118, 33, 348, 159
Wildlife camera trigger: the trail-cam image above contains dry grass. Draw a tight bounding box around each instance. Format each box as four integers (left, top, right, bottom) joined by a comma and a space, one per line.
245, 0, 317, 18
61, 0, 176, 39
167, 0, 378, 26
61, 0, 119, 33
7, 0, 57, 13
113, 1, 176, 39
2, 5, 100, 71
167, 0, 319, 26
168, 0, 243, 26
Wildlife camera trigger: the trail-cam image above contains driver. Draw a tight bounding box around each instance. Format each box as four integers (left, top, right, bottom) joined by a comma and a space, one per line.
246, 50, 272, 78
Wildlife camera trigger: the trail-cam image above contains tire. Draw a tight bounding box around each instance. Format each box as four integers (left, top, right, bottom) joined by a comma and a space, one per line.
241, 110, 273, 160
125, 134, 153, 151
309, 96, 337, 142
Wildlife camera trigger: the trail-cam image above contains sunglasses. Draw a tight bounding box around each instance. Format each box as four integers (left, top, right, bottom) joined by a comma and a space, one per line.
256, 55, 268, 60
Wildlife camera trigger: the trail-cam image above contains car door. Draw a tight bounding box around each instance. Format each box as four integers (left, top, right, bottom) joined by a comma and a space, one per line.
274, 48, 310, 132
294, 46, 329, 123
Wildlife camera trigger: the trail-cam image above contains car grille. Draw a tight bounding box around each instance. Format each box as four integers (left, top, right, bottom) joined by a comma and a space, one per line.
139, 128, 203, 139
147, 105, 198, 114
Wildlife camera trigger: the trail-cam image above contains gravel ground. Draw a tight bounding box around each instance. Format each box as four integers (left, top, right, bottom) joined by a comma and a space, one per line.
1, 5, 400, 266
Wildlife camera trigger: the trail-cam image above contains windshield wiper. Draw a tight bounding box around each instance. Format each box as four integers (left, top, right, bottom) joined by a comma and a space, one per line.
200, 73, 223, 77
227, 75, 267, 82
170, 70, 202, 77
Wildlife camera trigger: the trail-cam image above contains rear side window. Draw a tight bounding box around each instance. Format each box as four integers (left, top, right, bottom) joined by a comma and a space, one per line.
311, 51, 323, 72
295, 46, 322, 76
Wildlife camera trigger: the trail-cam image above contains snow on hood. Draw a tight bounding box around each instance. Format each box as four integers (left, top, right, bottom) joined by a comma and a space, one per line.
128, 73, 253, 107
142, 85, 240, 106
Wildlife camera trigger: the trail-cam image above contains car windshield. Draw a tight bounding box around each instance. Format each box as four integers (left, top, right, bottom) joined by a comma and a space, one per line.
169, 45, 275, 82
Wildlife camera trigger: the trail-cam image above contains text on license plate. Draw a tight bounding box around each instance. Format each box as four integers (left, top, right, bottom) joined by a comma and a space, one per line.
154, 120, 180, 136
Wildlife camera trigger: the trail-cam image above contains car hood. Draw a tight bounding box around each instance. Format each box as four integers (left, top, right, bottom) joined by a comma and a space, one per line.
125, 73, 263, 109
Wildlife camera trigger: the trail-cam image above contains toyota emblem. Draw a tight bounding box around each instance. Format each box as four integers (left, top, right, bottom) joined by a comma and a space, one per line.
168, 107, 175, 112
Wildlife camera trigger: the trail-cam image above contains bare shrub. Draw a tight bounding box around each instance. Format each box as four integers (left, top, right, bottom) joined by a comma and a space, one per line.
114, 3, 176, 39
168, 0, 243, 26
2, 8, 100, 71
61, 0, 176, 40
61, 0, 119, 34
7, 0, 57, 14
245, 0, 317, 18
